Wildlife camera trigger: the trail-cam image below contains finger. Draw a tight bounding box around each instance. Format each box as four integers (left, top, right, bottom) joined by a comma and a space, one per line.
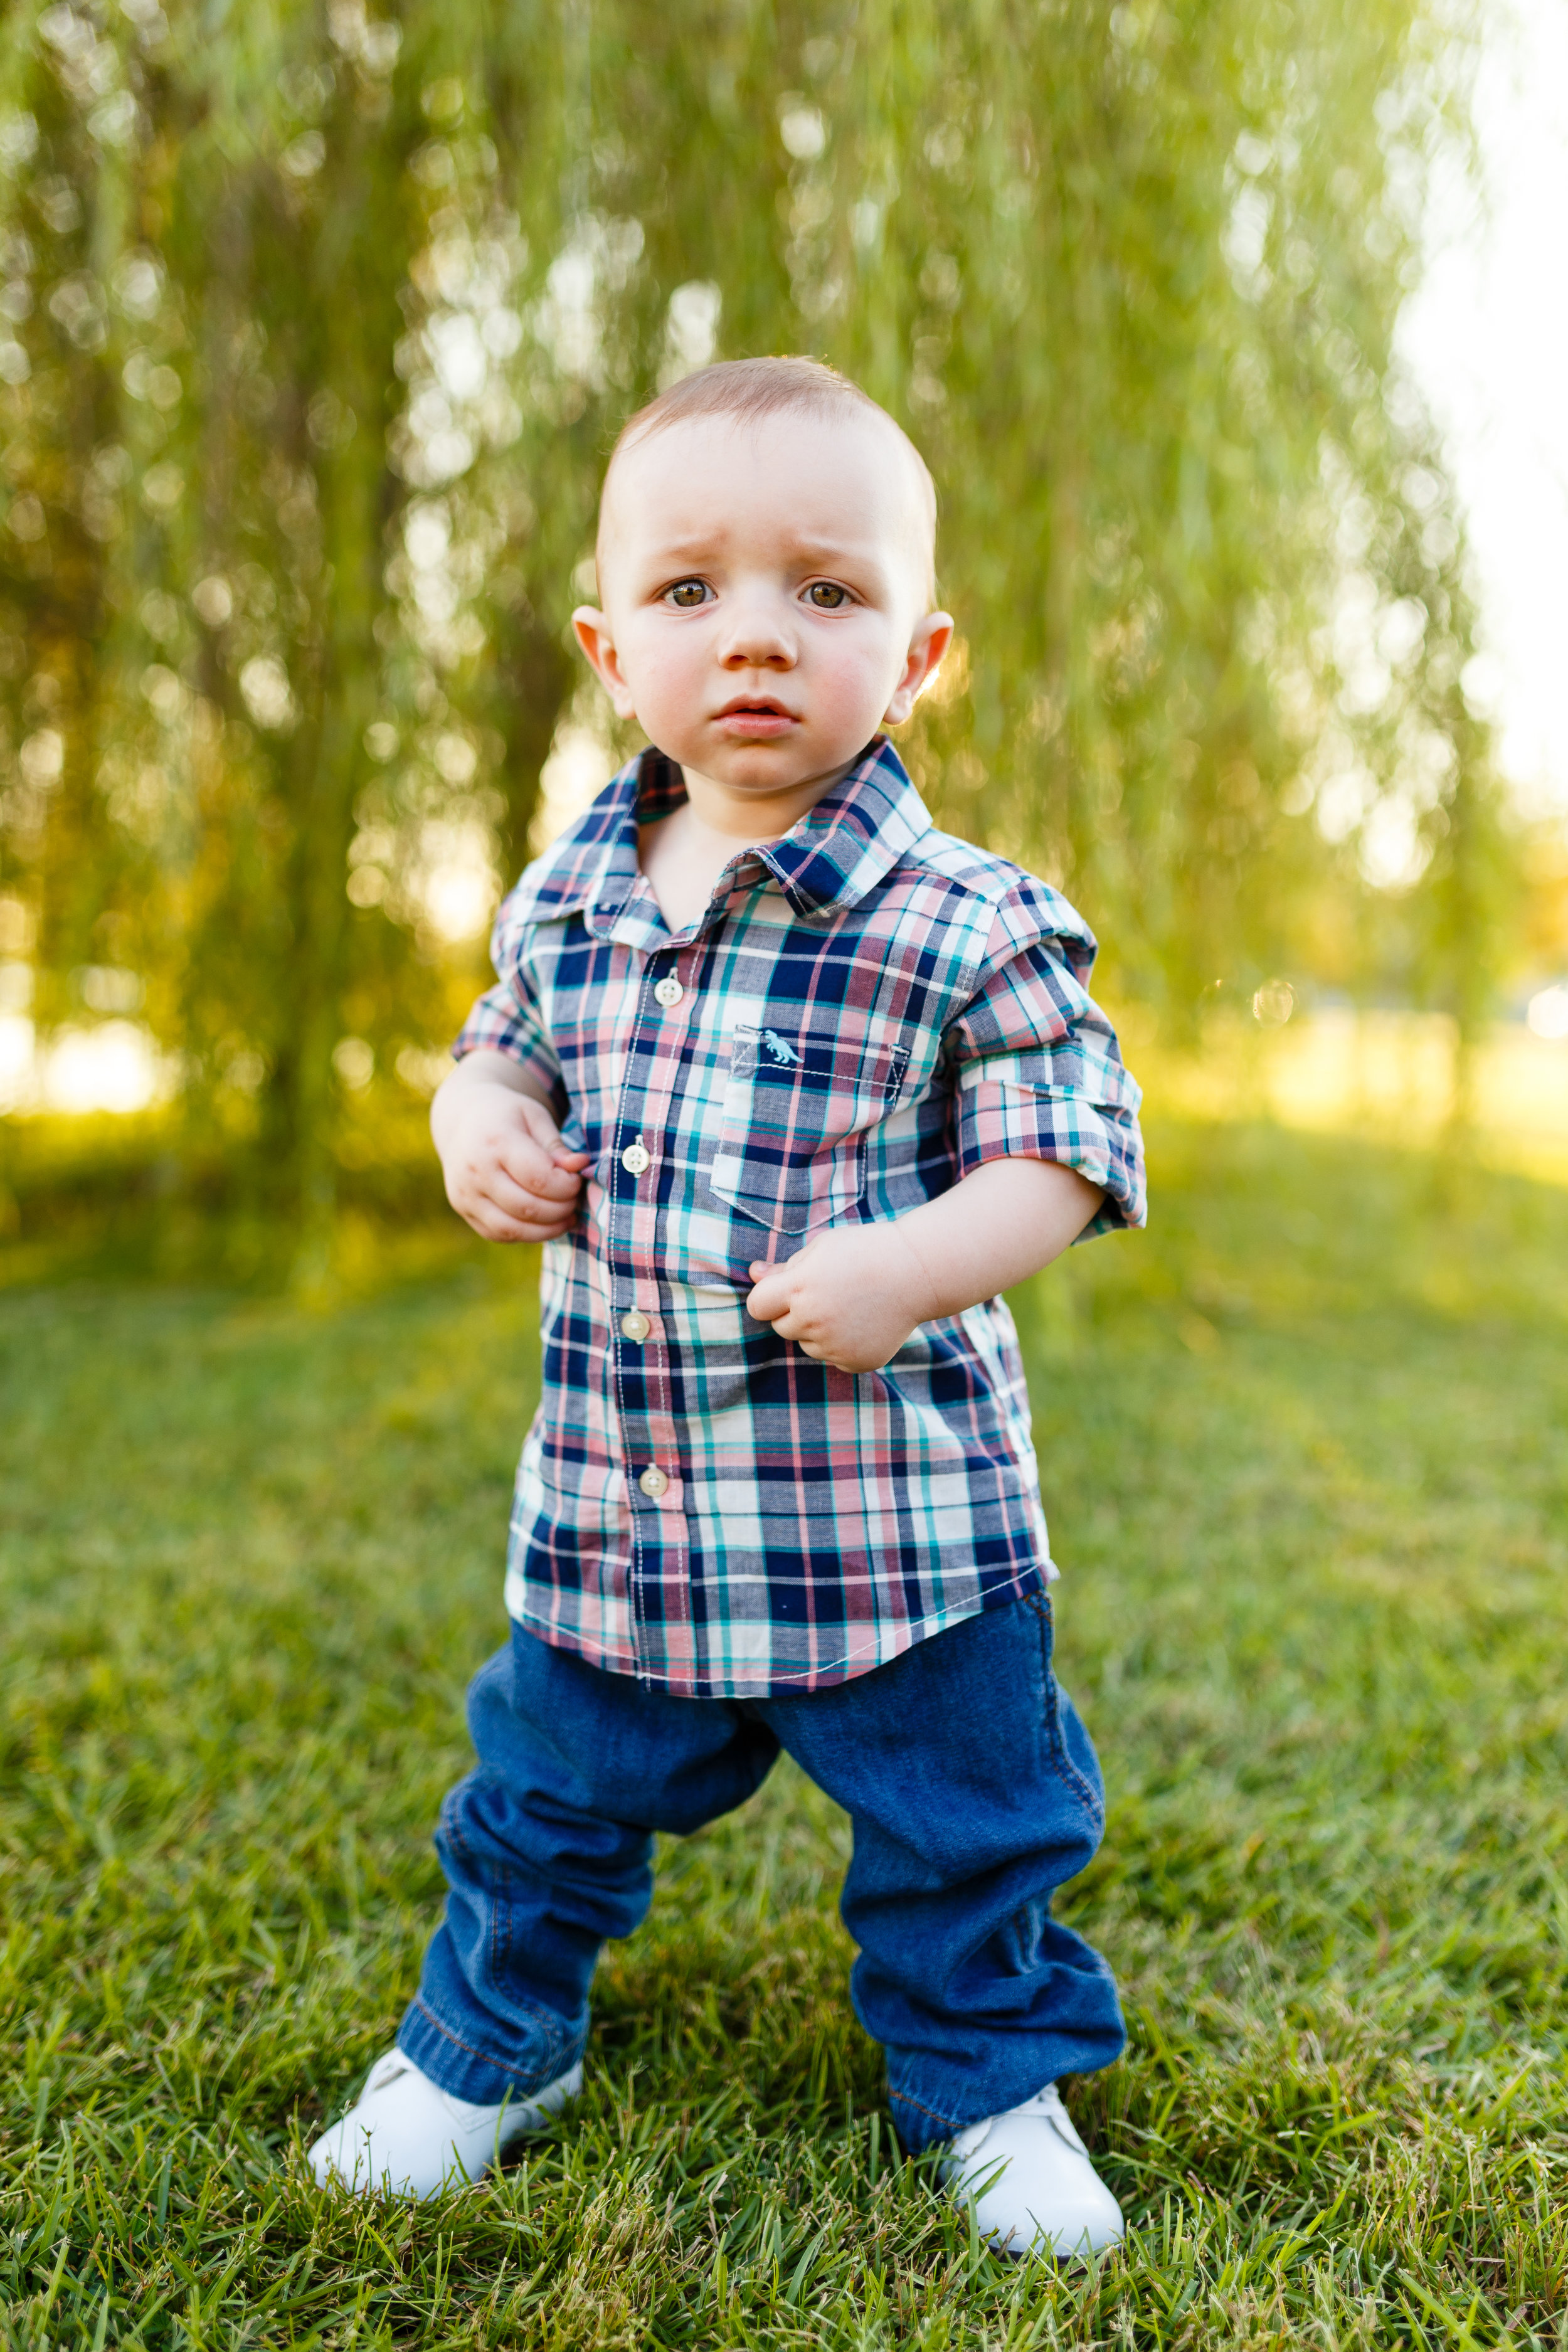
480, 1167, 577, 1223
462, 1204, 532, 1242
466, 1194, 578, 1247
479, 1142, 549, 1195
472, 1205, 576, 1243
517, 1098, 573, 1145
494, 1153, 583, 1206
517, 1117, 591, 1173
497, 1146, 582, 1199
746, 1278, 793, 1323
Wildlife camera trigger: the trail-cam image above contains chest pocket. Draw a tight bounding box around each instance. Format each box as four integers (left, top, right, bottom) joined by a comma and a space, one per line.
707, 1025, 910, 1234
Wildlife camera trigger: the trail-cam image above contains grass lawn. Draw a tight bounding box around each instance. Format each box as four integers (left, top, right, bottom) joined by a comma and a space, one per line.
4, 1116, 1568, 2348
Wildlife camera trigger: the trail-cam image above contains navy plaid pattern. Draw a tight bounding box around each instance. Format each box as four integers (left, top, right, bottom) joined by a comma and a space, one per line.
456, 738, 1145, 1697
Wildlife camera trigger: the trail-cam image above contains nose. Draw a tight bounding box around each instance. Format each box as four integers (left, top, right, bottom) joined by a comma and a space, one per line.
716, 586, 795, 672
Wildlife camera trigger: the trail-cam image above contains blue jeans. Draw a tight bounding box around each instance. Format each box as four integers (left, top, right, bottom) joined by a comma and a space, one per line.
398, 1594, 1124, 2151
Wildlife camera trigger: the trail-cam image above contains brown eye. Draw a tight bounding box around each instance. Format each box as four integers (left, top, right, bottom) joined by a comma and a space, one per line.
806, 581, 849, 609
667, 580, 709, 608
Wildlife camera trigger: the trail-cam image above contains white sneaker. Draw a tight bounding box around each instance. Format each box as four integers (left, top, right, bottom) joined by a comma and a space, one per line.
938, 2084, 1124, 2258
308, 2047, 582, 2200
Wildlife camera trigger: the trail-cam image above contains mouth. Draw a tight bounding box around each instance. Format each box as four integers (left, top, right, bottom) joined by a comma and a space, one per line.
713, 696, 800, 740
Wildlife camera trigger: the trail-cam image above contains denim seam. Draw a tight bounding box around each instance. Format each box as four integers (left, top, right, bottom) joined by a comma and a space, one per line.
410, 1993, 575, 2086
418, 1903, 575, 2054
888, 2085, 963, 2132
439, 1796, 471, 1861
1024, 1591, 1103, 1828
484, 1973, 572, 2045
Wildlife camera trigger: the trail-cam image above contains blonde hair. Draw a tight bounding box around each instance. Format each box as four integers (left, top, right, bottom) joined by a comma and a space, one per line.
598, 356, 937, 599
613, 354, 908, 452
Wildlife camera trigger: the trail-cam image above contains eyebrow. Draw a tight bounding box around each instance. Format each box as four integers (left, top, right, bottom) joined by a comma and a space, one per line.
642, 531, 885, 572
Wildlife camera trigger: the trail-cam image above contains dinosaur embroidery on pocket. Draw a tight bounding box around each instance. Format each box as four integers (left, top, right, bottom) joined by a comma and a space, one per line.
711, 1028, 911, 1232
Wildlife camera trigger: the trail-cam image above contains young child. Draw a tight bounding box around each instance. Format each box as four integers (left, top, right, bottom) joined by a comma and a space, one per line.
310, 357, 1145, 2257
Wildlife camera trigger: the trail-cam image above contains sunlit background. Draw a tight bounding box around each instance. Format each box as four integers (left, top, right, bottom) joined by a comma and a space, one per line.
1, 0, 1564, 1256
13, 19, 1568, 2336
1402, 0, 1568, 820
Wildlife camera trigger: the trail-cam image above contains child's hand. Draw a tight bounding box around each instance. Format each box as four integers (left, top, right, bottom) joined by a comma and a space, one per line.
745, 1221, 941, 1374
434, 1060, 589, 1243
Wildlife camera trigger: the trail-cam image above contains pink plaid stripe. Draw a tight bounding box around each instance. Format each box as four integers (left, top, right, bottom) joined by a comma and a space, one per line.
457, 738, 1145, 1698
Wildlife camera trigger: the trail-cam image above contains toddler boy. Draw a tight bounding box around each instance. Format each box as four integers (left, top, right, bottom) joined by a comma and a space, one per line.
310, 357, 1145, 2256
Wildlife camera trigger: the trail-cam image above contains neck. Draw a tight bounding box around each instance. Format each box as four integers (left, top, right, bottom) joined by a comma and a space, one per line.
674, 756, 854, 847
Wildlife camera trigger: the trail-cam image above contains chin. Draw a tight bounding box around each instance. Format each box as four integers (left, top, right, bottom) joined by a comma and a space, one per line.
707, 750, 818, 792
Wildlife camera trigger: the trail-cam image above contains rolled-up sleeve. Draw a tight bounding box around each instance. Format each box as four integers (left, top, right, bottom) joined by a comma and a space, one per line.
452, 888, 564, 1103
944, 883, 1146, 1235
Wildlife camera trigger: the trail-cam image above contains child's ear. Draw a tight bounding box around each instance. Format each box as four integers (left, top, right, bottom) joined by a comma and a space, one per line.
572, 607, 638, 719
884, 612, 955, 727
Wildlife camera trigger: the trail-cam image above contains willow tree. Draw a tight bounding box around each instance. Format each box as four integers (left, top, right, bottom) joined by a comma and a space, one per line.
0, 0, 1505, 1243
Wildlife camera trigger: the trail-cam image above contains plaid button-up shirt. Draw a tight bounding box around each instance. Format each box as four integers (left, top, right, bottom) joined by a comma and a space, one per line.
455, 737, 1145, 1698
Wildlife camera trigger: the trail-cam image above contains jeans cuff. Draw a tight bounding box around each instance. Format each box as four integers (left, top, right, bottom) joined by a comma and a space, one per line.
887, 2082, 970, 2153
396, 1993, 583, 2106
887, 2026, 1124, 2153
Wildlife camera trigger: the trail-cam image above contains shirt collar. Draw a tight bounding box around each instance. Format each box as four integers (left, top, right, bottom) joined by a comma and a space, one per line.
755, 736, 933, 918
512, 736, 933, 936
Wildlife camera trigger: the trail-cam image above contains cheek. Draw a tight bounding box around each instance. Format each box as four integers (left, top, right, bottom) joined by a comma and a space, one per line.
810, 629, 907, 719
617, 624, 707, 716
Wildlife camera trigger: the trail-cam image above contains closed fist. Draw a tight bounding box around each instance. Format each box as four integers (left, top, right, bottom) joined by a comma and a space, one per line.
435, 1066, 588, 1243
745, 1221, 941, 1374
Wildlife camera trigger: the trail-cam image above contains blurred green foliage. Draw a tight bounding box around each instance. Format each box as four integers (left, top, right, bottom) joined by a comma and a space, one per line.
0, 0, 1513, 1242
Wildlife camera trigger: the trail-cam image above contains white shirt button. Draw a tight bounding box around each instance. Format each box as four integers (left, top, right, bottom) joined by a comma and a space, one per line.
653, 975, 684, 1009
620, 1140, 650, 1175
638, 1465, 669, 1498
620, 1310, 650, 1342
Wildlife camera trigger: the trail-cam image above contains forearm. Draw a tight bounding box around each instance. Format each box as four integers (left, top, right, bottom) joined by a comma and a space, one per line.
891, 1157, 1104, 1321
746, 1153, 1104, 1372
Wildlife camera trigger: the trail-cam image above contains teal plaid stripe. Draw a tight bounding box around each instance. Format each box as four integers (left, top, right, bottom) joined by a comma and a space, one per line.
455, 738, 1145, 1698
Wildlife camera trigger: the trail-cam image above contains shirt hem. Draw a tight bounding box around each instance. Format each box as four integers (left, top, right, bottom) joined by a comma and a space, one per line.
506, 1557, 1052, 1700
